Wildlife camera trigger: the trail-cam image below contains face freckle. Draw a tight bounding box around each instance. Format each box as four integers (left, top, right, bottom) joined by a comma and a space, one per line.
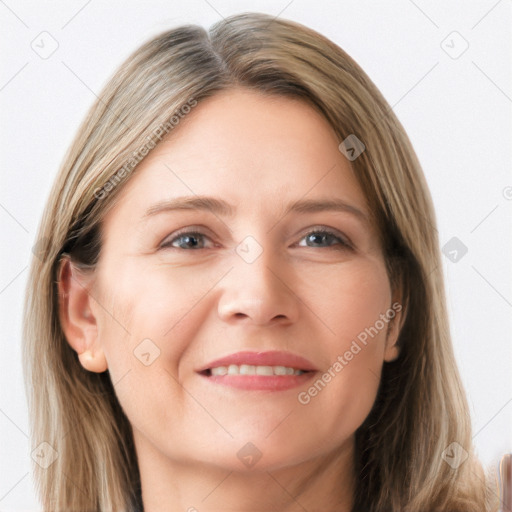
91, 88, 401, 475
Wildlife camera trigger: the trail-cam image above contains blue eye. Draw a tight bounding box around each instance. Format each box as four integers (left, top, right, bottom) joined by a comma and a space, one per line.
298, 229, 351, 249
163, 231, 210, 250
160, 227, 351, 251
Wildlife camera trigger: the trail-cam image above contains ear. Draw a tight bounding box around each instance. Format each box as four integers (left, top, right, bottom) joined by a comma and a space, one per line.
383, 287, 407, 363
57, 255, 108, 373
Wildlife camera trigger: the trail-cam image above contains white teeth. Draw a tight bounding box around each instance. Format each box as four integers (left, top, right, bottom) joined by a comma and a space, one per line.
256, 365, 274, 376
209, 364, 305, 376
210, 366, 228, 376
240, 364, 255, 375
274, 366, 287, 375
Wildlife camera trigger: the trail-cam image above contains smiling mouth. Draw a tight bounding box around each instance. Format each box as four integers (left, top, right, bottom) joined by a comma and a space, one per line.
201, 364, 313, 377
196, 350, 318, 390
198, 364, 317, 391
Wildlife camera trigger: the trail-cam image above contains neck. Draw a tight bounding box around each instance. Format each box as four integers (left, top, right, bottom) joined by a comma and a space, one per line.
135, 432, 355, 512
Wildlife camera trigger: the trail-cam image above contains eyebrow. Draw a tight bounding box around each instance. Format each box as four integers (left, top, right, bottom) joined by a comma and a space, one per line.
142, 195, 369, 225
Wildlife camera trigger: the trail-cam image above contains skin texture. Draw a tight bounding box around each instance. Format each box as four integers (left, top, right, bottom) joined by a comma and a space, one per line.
58, 88, 404, 511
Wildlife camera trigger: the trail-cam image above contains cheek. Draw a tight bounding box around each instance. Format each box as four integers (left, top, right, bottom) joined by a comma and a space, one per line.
94, 258, 218, 379
92, 260, 216, 435
99, 257, 207, 332
299, 354, 382, 447
297, 261, 391, 430
312, 258, 392, 346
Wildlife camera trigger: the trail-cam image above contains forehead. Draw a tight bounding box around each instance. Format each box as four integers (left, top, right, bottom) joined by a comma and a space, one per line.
104, 89, 373, 229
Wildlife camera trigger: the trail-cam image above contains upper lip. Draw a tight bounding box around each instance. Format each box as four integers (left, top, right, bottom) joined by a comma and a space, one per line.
197, 350, 318, 373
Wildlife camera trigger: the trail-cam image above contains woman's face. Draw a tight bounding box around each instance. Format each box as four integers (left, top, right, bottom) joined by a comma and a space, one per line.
76, 88, 402, 472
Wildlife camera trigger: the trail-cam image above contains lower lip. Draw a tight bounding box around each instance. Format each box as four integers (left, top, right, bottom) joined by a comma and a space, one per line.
199, 372, 317, 391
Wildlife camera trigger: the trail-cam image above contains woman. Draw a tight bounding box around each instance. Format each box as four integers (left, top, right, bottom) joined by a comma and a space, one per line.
22, 12, 500, 512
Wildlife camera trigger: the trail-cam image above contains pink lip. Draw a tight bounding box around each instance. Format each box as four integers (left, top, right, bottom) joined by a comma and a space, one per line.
197, 350, 318, 373
204, 373, 316, 391
196, 351, 318, 391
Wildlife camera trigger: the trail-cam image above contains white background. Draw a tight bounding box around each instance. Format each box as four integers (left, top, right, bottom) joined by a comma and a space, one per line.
1, 1, 511, 510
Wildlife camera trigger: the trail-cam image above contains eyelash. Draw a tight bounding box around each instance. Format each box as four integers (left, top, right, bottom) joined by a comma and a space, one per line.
160, 227, 353, 251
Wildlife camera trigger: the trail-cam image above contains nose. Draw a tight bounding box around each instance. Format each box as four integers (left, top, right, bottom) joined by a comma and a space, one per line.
217, 244, 300, 327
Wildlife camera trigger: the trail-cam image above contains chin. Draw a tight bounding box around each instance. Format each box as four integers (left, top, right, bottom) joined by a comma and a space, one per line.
195, 432, 326, 473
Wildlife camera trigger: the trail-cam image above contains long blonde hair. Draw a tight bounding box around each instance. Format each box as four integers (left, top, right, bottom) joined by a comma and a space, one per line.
22, 12, 499, 511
